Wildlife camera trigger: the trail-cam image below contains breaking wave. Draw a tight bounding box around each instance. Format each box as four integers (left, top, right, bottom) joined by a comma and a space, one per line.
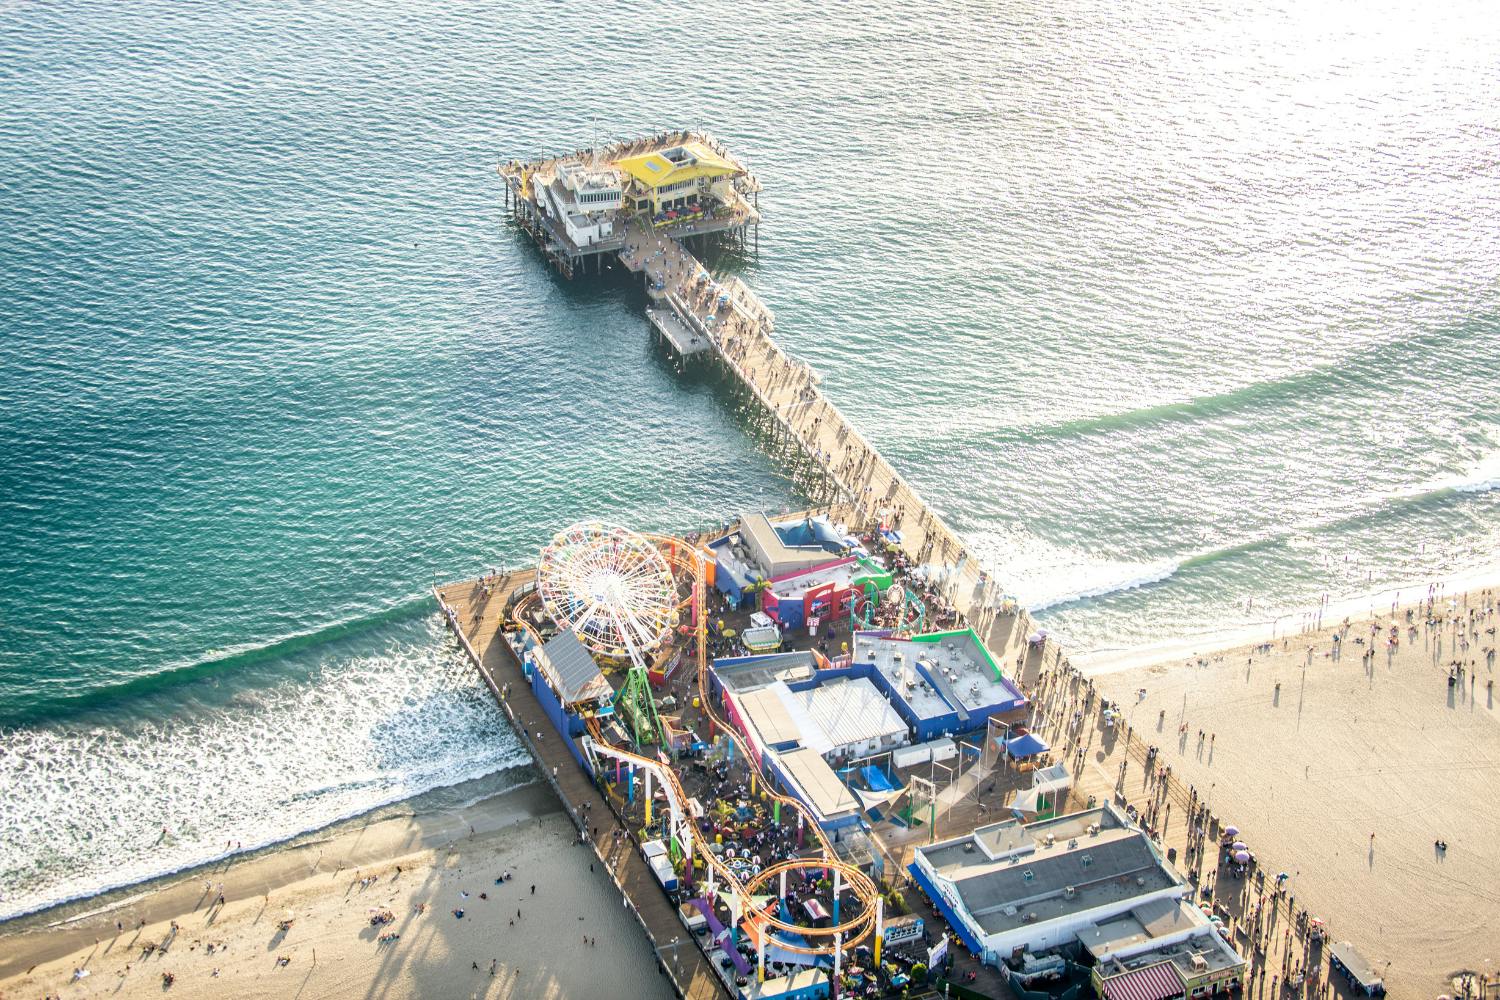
0, 613, 528, 923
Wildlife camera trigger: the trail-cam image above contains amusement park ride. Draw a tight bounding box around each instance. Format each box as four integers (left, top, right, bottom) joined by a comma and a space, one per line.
849, 580, 926, 634
537, 522, 678, 749
520, 521, 887, 981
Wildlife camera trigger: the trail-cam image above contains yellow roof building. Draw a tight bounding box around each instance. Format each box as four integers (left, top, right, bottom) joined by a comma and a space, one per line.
611, 141, 741, 191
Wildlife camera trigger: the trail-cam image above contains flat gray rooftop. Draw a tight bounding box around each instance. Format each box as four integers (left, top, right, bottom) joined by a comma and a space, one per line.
1092, 907, 1245, 978
713, 652, 819, 695
1078, 897, 1209, 958
858, 636, 951, 719
918, 806, 1184, 937
911, 632, 1019, 713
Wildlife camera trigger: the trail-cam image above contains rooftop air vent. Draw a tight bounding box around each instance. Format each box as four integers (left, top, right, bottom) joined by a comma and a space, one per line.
1063, 886, 1076, 898
1022, 870, 1034, 882
1068, 839, 1078, 849
1081, 854, 1093, 868
1136, 876, 1147, 886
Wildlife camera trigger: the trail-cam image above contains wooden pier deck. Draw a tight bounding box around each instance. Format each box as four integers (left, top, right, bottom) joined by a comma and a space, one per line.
434, 575, 727, 1000
647, 305, 712, 357
621, 219, 1056, 683
499, 130, 760, 279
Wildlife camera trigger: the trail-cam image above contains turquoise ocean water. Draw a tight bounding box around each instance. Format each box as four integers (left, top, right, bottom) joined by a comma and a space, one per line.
2, 0, 1498, 919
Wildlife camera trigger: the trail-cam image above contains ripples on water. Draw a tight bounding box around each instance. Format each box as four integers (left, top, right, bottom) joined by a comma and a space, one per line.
1, 0, 1498, 915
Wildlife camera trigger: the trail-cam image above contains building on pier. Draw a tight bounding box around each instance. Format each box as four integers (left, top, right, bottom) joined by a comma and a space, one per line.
711, 651, 898, 831
499, 131, 760, 278
709, 512, 890, 623
1085, 913, 1246, 1000
758, 556, 893, 631
854, 628, 1028, 742
530, 159, 625, 249
613, 140, 744, 218
908, 802, 1244, 992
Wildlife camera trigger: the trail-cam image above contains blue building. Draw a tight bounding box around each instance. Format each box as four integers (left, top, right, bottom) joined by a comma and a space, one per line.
707, 512, 855, 609
854, 628, 1027, 742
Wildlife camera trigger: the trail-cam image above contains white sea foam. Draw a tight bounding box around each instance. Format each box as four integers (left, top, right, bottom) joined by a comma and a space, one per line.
1448, 448, 1500, 494
1072, 557, 1500, 676
0, 618, 527, 922
1023, 559, 1183, 612
1388, 444, 1500, 501
964, 528, 1184, 612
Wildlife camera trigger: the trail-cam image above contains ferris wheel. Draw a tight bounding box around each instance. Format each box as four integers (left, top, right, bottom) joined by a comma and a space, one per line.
536, 522, 678, 661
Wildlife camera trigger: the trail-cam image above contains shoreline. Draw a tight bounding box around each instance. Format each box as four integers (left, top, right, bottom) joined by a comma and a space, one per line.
0, 774, 556, 982
1086, 585, 1498, 998
0, 760, 537, 929
8, 552, 1497, 995
1070, 556, 1500, 676
0, 771, 673, 1000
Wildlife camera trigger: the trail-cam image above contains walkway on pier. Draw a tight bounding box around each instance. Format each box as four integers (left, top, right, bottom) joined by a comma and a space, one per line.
435, 576, 726, 1000
622, 221, 1055, 684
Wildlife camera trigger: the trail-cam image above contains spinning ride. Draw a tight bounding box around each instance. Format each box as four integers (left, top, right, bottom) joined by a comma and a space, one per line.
537, 522, 678, 747
526, 524, 887, 974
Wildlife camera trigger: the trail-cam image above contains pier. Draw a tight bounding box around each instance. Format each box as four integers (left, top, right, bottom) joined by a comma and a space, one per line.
434, 574, 727, 1000
449, 133, 1121, 1000
495, 131, 1036, 670
499, 130, 760, 280
617, 219, 1059, 688
434, 532, 1048, 1000
449, 130, 1407, 1000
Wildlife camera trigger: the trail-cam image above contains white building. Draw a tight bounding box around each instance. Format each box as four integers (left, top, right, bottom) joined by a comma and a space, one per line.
1084, 907, 1246, 1000
733, 677, 908, 761
909, 803, 1199, 964
713, 655, 909, 830
530, 159, 624, 250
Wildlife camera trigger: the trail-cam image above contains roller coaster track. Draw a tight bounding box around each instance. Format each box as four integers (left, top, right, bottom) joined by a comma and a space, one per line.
509, 534, 882, 961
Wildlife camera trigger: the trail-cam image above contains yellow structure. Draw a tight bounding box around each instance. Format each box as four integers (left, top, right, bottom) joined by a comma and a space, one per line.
611, 140, 742, 216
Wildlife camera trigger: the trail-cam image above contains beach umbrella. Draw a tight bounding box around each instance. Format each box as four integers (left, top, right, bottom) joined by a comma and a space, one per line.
1232, 841, 1248, 852
1224, 825, 1240, 837
1234, 850, 1251, 864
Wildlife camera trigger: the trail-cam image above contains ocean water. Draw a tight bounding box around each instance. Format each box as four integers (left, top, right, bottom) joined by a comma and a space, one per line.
2, 0, 1498, 919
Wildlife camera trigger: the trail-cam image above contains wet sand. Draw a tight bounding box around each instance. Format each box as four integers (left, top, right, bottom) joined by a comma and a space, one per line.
1088, 587, 1499, 998
0, 783, 673, 1000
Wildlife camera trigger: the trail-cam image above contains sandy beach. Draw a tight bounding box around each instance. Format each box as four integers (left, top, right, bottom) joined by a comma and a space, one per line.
0, 782, 672, 1000
1086, 584, 1499, 998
